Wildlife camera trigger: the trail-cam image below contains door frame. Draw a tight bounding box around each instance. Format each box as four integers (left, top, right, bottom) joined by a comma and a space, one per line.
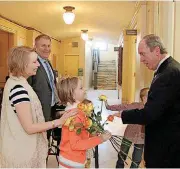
0, 29, 14, 87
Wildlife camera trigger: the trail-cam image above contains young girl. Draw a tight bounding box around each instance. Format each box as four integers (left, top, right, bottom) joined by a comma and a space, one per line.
106, 87, 149, 168
57, 77, 111, 168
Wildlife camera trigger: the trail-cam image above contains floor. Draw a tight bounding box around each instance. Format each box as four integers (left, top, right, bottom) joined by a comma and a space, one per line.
47, 89, 144, 168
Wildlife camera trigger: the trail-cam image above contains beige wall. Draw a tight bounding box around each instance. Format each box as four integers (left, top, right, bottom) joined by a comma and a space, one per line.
85, 42, 93, 89
121, 32, 136, 103
0, 16, 62, 79
99, 44, 118, 61
59, 37, 85, 85
158, 1, 175, 57
174, 2, 180, 62
0, 17, 27, 46
135, 3, 147, 101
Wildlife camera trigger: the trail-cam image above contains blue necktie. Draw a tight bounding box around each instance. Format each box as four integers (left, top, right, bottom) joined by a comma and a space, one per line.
44, 60, 56, 105
44, 61, 54, 90
44, 60, 60, 105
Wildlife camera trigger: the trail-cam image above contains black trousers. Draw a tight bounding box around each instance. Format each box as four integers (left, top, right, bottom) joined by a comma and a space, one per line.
47, 104, 66, 155
47, 104, 66, 140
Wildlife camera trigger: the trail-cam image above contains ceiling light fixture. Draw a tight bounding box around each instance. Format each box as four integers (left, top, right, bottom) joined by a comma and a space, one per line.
63, 6, 75, 25
81, 30, 89, 41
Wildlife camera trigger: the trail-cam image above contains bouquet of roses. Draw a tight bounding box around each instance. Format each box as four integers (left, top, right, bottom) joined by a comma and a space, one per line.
63, 97, 110, 136
63, 95, 141, 167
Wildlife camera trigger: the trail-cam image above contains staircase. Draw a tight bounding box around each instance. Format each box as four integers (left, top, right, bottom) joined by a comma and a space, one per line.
96, 60, 117, 90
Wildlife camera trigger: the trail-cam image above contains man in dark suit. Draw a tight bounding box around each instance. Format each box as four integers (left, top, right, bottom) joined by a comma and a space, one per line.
119, 34, 180, 167
27, 34, 61, 139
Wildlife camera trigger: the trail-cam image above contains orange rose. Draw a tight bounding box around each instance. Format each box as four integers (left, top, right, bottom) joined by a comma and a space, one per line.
64, 116, 74, 126
85, 118, 93, 128
77, 103, 85, 110
86, 103, 94, 112
107, 115, 114, 122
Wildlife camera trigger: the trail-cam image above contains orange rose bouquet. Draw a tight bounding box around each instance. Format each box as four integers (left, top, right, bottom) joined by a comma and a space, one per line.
64, 97, 113, 136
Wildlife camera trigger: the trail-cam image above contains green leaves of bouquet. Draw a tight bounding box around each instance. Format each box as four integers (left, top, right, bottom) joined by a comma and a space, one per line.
87, 95, 109, 136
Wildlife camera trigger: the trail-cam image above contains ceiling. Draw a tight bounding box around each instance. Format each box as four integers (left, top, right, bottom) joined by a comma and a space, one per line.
0, 1, 136, 44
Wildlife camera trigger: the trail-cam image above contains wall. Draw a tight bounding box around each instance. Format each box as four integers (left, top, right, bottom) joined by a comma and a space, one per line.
85, 42, 93, 89
121, 32, 136, 103
0, 17, 27, 46
0, 17, 61, 75
158, 1, 174, 57
59, 37, 85, 85
135, 3, 147, 101
99, 43, 118, 61
174, 2, 180, 62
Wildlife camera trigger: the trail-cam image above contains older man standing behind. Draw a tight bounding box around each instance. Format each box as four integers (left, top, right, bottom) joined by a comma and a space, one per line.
119, 34, 180, 168
27, 34, 60, 139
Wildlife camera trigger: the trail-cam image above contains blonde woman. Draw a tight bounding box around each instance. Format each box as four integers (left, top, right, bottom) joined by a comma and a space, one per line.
0, 46, 77, 167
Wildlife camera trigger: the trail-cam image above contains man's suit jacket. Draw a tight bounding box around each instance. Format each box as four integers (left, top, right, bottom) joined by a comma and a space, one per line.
27, 58, 56, 122
122, 57, 180, 167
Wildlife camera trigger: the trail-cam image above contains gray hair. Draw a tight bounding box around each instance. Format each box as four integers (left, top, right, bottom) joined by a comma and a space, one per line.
35, 34, 51, 44
142, 34, 168, 54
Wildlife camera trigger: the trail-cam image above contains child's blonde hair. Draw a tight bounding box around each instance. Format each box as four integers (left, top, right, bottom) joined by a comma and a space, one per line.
140, 87, 149, 101
81, 99, 92, 105
57, 77, 79, 104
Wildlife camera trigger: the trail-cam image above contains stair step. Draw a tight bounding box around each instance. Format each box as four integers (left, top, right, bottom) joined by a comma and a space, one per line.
97, 77, 116, 80
97, 79, 116, 81
95, 60, 117, 90
98, 63, 116, 66
98, 69, 116, 72
98, 64, 116, 66
97, 86, 116, 90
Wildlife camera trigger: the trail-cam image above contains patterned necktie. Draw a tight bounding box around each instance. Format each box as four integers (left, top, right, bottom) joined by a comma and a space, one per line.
44, 61, 60, 105
44, 60, 54, 91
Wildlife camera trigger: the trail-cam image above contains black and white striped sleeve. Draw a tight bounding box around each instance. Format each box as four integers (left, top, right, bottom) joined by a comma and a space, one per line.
9, 85, 30, 106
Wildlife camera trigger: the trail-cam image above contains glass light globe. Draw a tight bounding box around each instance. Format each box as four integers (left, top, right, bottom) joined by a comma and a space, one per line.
63, 12, 75, 25
81, 32, 89, 41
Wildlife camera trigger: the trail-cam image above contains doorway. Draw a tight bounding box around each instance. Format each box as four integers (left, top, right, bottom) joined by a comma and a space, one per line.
0, 29, 14, 87
64, 54, 79, 76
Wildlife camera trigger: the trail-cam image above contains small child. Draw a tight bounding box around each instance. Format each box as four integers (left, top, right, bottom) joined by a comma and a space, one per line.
57, 77, 111, 168
106, 87, 149, 168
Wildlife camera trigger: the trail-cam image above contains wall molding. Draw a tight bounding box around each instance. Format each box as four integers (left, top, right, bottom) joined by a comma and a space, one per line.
0, 14, 61, 43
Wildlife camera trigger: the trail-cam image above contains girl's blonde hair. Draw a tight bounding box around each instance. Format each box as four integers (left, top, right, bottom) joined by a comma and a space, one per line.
57, 77, 79, 104
140, 87, 149, 101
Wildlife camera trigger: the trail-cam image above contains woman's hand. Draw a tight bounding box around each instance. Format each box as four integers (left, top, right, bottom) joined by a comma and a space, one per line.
57, 108, 78, 126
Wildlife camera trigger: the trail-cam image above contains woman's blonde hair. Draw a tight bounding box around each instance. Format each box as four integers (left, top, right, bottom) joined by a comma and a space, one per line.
57, 77, 79, 104
8, 46, 34, 77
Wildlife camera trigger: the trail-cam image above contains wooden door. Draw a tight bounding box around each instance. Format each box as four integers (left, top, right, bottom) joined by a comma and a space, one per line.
0, 30, 14, 87
118, 46, 123, 86
64, 55, 79, 76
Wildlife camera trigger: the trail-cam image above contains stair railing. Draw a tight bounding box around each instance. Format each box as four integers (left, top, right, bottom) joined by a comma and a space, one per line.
92, 49, 100, 89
